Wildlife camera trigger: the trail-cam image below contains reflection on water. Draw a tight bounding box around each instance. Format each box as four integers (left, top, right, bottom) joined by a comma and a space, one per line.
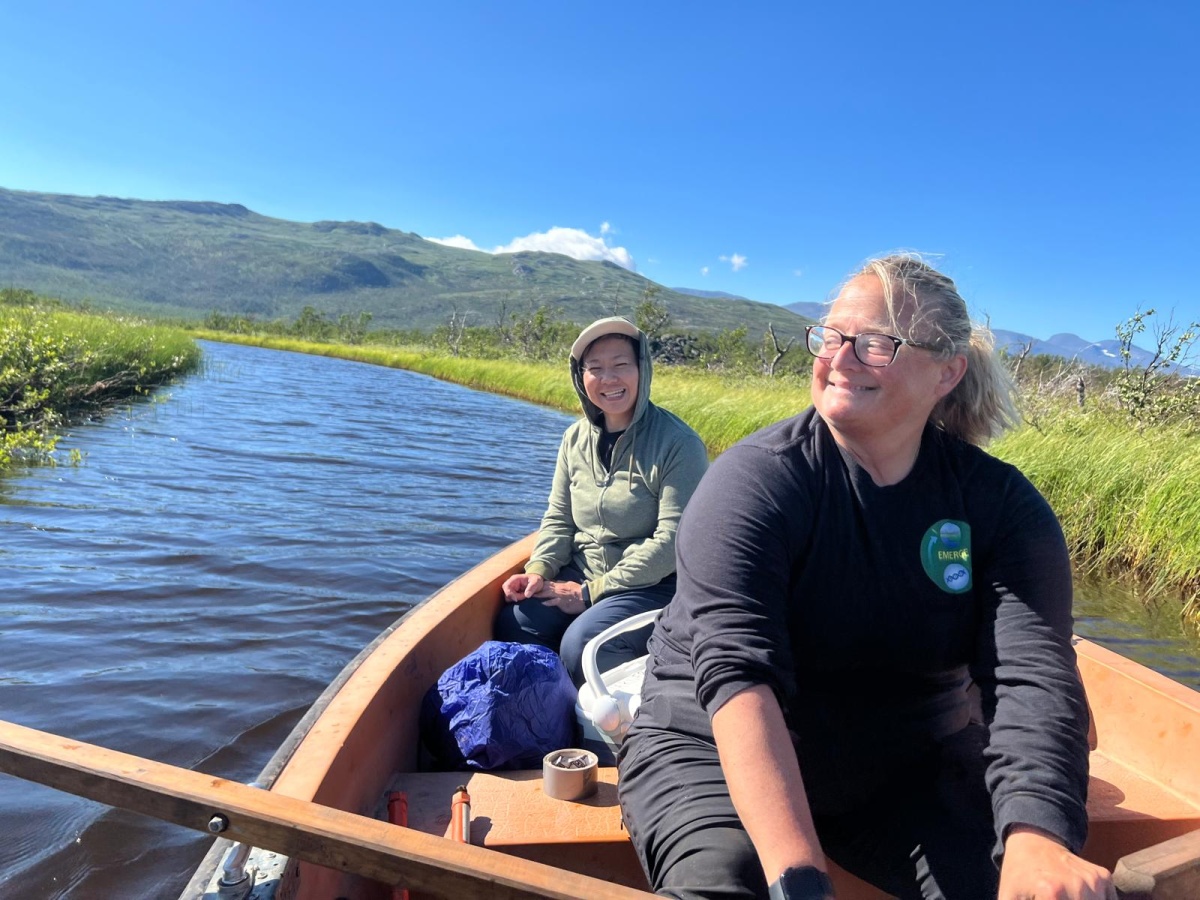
1074, 575, 1200, 692
0, 341, 572, 899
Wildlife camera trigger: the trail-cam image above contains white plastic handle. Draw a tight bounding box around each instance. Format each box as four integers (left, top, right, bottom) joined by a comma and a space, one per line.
580, 608, 662, 704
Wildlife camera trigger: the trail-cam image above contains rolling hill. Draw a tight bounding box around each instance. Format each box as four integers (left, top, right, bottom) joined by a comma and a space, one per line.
0, 187, 811, 336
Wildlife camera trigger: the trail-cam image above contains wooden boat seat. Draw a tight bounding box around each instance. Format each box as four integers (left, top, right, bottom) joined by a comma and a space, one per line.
389, 766, 648, 888
389, 748, 1200, 897
391, 754, 1200, 842
388, 766, 892, 895
393, 768, 624, 847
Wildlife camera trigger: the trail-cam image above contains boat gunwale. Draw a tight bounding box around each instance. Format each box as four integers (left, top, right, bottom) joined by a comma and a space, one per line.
271, 532, 537, 805
182, 533, 536, 899
1074, 636, 1200, 808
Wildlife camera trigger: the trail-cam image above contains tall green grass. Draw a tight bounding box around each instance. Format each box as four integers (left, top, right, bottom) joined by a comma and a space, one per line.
2, 302, 201, 468
992, 411, 1200, 626
195, 332, 1200, 630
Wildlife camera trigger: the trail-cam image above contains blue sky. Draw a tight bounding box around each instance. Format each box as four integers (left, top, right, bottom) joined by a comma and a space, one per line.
2, 1, 1197, 343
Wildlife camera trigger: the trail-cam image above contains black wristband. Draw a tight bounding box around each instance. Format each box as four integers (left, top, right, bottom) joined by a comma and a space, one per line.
767, 866, 835, 900
581, 583, 592, 609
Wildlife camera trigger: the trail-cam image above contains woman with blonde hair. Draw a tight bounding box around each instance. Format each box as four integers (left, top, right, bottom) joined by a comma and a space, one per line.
618, 255, 1112, 899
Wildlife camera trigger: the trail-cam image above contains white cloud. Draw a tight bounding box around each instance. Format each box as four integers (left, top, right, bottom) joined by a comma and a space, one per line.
427, 225, 635, 270
718, 253, 748, 272
494, 227, 635, 270
701, 266, 710, 277
428, 234, 483, 251
793, 268, 804, 278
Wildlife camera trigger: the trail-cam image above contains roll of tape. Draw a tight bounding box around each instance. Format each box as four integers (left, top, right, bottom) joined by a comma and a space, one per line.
542, 749, 599, 801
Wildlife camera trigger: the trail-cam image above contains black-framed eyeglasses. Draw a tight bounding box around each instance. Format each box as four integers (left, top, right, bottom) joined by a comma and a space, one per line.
804, 325, 940, 368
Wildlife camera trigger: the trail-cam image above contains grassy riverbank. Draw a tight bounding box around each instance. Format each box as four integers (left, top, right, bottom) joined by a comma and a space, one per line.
196, 331, 1200, 630
993, 416, 1200, 625
1, 291, 202, 469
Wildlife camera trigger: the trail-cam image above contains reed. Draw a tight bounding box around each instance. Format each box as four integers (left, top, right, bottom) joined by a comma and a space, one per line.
193, 333, 1200, 630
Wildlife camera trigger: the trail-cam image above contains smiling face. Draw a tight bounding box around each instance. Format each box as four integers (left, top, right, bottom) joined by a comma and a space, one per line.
581, 334, 639, 431
812, 274, 966, 454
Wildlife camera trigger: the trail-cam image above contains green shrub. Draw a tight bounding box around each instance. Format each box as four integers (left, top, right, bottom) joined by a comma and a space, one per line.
1, 297, 201, 469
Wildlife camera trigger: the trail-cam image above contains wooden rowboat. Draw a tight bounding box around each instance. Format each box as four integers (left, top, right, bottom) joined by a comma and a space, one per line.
2, 532, 1200, 899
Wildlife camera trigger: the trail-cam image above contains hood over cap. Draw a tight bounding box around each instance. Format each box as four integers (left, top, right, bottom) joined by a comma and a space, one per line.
568, 316, 652, 429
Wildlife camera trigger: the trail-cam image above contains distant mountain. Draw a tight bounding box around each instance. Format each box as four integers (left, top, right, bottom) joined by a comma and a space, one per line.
990, 329, 1178, 372
673, 288, 819, 326
784, 300, 829, 321
672, 287, 750, 302
0, 187, 808, 336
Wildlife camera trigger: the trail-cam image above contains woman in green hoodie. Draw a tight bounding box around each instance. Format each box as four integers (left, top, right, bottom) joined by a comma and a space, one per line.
496, 316, 709, 686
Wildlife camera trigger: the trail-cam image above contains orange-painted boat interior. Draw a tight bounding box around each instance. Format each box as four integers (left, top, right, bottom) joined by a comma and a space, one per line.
264, 535, 1200, 899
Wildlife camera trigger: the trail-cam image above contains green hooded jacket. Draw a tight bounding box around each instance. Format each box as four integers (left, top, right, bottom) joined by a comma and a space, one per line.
524, 326, 709, 603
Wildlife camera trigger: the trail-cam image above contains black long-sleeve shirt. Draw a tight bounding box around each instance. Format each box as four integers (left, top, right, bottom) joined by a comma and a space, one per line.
637, 408, 1090, 855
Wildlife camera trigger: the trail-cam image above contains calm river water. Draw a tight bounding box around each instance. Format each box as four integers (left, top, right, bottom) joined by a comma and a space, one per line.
1, 340, 1197, 899
0, 340, 572, 899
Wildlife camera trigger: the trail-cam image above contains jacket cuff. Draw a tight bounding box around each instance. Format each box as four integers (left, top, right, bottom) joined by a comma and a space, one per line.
995, 793, 1087, 862
525, 560, 557, 579
585, 576, 606, 604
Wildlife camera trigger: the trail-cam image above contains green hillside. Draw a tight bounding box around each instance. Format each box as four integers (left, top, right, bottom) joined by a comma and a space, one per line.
0, 187, 810, 335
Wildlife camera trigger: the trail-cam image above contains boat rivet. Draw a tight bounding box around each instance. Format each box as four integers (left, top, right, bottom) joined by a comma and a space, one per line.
208, 814, 229, 833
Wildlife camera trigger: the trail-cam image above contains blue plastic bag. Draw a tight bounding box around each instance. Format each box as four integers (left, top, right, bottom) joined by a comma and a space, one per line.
420, 641, 578, 771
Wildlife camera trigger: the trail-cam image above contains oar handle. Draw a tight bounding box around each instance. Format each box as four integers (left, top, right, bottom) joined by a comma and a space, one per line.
0, 718, 655, 900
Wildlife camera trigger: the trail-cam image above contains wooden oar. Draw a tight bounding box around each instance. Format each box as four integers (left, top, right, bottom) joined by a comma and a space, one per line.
0, 719, 655, 900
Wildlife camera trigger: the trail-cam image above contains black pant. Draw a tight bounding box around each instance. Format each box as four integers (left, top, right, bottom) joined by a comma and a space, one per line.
617, 723, 998, 900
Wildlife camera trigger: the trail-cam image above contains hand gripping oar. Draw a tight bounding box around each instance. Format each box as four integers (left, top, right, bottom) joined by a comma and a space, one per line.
0, 718, 654, 900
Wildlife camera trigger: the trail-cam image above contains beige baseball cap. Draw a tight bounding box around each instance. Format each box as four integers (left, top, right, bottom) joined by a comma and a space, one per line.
570, 316, 641, 361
